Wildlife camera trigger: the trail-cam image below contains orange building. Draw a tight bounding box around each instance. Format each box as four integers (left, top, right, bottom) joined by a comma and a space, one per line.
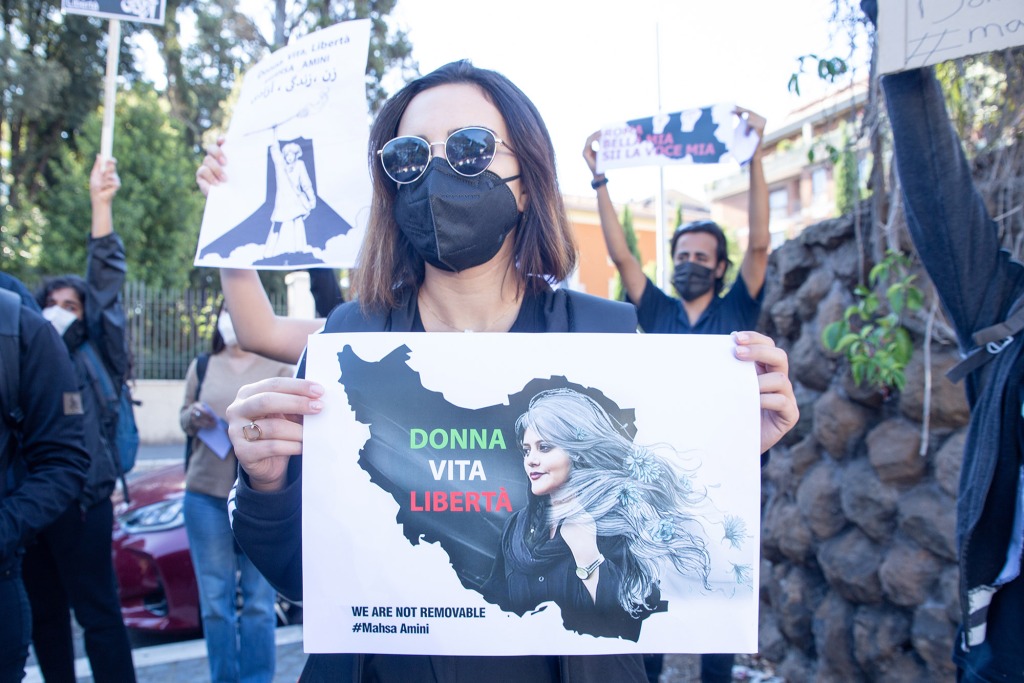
564, 190, 709, 299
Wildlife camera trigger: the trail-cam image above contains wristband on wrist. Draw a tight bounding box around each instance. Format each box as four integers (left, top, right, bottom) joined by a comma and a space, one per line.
591, 176, 608, 190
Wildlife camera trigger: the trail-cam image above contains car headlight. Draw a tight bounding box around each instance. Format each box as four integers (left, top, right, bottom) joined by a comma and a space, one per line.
119, 497, 184, 533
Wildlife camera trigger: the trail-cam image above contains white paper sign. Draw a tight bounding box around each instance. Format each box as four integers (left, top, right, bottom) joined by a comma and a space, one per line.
878, 0, 1024, 75
302, 333, 761, 656
596, 104, 760, 174
194, 20, 372, 270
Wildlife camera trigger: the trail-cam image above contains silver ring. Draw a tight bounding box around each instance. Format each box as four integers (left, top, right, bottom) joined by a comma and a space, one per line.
192, 409, 202, 419
242, 421, 263, 442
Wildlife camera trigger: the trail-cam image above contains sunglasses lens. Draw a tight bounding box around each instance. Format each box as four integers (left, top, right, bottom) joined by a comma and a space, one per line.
446, 128, 497, 177
380, 137, 430, 183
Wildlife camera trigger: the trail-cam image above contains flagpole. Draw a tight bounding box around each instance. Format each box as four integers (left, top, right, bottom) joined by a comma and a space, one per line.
100, 19, 121, 159
655, 23, 667, 291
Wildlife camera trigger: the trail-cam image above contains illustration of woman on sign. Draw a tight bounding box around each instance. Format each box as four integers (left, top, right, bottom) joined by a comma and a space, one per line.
266, 130, 316, 257
197, 91, 353, 267
483, 388, 715, 641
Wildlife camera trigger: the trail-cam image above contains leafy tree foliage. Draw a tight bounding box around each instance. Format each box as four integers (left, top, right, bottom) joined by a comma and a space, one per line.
150, 0, 268, 150
37, 83, 205, 289
0, 4, 140, 209
833, 124, 862, 217
153, 0, 415, 152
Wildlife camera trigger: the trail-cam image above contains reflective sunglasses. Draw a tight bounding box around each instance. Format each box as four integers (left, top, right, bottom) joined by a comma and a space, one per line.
377, 126, 512, 185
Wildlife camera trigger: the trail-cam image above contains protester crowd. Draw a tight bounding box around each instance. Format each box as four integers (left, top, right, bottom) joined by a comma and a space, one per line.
0, 5, 1020, 683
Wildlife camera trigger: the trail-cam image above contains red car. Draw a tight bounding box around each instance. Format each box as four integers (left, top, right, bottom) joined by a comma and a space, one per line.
111, 464, 301, 634
112, 464, 201, 634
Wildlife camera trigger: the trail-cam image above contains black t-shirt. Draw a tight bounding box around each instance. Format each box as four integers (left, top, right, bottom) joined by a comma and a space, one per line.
631, 275, 762, 335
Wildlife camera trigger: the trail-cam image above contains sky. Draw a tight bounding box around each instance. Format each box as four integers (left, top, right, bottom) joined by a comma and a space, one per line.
137, 0, 868, 202
386, 0, 869, 202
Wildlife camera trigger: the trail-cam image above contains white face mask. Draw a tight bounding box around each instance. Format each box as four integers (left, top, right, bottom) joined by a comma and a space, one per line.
42, 305, 78, 337
217, 311, 238, 348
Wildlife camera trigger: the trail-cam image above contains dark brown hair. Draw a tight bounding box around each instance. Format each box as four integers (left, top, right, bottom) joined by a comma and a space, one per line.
353, 60, 577, 312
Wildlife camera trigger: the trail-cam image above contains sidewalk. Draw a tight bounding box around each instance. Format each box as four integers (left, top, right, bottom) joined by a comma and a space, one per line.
23, 625, 306, 683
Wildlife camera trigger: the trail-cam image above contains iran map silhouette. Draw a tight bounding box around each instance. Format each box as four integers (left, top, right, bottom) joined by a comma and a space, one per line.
334, 343, 636, 592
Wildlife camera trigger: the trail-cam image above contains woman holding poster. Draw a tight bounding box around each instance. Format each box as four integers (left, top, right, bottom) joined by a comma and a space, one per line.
198, 59, 798, 682
484, 388, 719, 642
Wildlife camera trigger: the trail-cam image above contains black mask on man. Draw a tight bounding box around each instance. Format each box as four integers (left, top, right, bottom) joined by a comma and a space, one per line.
672, 262, 717, 301
393, 158, 521, 272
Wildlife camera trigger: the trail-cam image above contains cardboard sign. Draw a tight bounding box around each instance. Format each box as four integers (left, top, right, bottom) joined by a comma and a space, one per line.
61, 0, 166, 25
596, 104, 760, 174
195, 20, 372, 270
878, 0, 1024, 74
302, 332, 761, 655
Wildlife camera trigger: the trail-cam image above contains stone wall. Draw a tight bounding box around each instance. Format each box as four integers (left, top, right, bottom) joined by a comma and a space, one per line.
756, 209, 969, 682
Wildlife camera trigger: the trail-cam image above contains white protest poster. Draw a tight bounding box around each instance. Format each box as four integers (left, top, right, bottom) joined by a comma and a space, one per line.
194, 20, 372, 270
878, 0, 1024, 75
596, 104, 760, 174
302, 333, 761, 655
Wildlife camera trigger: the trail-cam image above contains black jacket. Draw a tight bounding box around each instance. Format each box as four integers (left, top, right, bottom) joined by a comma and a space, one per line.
883, 66, 1024, 673
72, 232, 129, 507
0, 300, 90, 566
483, 507, 664, 642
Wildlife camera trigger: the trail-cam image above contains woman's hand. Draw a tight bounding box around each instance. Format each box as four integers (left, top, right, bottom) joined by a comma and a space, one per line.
732, 331, 799, 454
188, 402, 217, 431
196, 136, 227, 197
226, 377, 324, 493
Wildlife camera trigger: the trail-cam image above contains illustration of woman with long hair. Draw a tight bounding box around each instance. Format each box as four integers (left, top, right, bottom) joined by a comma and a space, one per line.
483, 388, 714, 641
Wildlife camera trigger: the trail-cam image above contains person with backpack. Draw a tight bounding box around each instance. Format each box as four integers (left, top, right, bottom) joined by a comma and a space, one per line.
0, 280, 90, 683
180, 305, 293, 683
25, 156, 136, 682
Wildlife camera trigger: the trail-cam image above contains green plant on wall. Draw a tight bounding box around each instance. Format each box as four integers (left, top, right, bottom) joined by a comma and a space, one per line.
821, 250, 924, 393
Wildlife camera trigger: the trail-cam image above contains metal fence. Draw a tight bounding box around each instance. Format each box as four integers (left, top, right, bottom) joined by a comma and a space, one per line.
124, 281, 288, 380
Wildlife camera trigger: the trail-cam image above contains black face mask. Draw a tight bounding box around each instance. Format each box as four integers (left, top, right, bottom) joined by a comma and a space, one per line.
672, 262, 717, 301
62, 319, 87, 351
393, 158, 521, 272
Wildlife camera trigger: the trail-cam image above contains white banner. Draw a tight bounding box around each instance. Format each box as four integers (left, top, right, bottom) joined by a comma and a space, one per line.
596, 104, 760, 174
878, 0, 1024, 75
194, 20, 372, 270
302, 332, 761, 655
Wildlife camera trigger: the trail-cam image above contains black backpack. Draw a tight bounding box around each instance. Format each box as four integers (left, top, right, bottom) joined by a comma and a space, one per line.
184, 352, 211, 471
0, 288, 23, 496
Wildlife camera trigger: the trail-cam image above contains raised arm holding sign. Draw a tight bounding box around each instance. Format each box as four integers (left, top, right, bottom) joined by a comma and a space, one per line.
194, 20, 372, 270
865, 0, 1024, 679
583, 108, 769, 334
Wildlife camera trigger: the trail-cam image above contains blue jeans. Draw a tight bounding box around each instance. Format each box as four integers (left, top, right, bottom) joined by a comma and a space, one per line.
0, 559, 31, 683
184, 491, 276, 683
